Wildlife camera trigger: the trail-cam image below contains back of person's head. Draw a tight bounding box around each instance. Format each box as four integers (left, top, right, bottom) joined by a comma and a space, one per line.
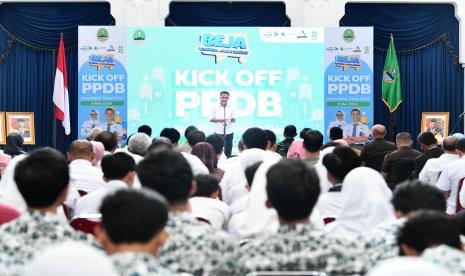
396, 132, 412, 145
191, 142, 216, 173
101, 152, 135, 181
397, 210, 461, 255
205, 134, 224, 156
159, 128, 180, 144
283, 125, 297, 138
137, 149, 192, 205
372, 124, 387, 138
242, 127, 267, 150
322, 147, 361, 183
88, 127, 103, 141
391, 180, 446, 216
137, 125, 152, 137
329, 127, 343, 141
4, 133, 24, 157
95, 131, 118, 152
90, 141, 105, 166
442, 136, 457, 152
303, 130, 323, 153
147, 137, 172, 154
264, 130, 277, 148
187, 130, 206, 147
15, 148, 69, 208
193, 174, 219, 198
456, 138, 465, 153
98, 189, 168, 245
299, 128, 311, 139
128, 133, 151, 156
245, 161, 262, 187
184, 125, 198, 138
238, 139, 245, 152
68, 140, 93, 161
266, 159, 320, 221
417, 132, 437, 146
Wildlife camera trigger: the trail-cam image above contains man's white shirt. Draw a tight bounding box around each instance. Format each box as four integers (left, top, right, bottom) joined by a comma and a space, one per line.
436, 157, 465, 214
210, 105, 235, 134
343, 123, 369, 138
69, 159, 105, 193
189, 197, 230, 229
419, 153, 459, 185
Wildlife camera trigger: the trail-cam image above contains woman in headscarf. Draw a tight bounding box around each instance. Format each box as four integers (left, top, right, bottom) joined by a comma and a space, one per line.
3, 133, 25, 158
327, 167, 395, 239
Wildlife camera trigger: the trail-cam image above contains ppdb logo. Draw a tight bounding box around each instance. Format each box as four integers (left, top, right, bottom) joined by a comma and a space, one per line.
197, 32, 250, 63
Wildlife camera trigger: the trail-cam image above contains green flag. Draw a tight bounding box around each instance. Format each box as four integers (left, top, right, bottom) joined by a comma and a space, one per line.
382, 35, 402, 113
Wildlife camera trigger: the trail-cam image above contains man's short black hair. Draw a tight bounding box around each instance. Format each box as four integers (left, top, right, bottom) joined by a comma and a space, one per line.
396, 132, 412, 143
220, 91, 230, 96
329, 127, 343, 141
205, 134, 224, 155
242, 127, 268, 150
100, 189, 168, 244
184, 125, 198, 138
299, 128, 311, 139
322, 147, 361, 183
148, 137, 172, 154
245, 161, 262, 187
456, 138, 465, 152
392, 180, 446, 214
417, 132, 437, 146
101, 152, 135, 180
104, 108, 114, 113
137, 125, 152, 137
303, 130, 323, 153
187, 130, 206, 147
397, 210, 461, 254
266, 159, 320, 221
137, 149, 192, 204
193, 174, 219, 197
283, 125, 297, 138
95, 131, 118, 152
159, 128, 181, 144
264, 130, 277, 146
15, 148, 69, 208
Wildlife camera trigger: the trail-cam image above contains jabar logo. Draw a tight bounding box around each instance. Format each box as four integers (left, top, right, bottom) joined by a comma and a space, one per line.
87, 54, 115, 70
334, 55, 361, 71
197, 32, 250, 63
133, 29, 146, 45
383, 66, 398, 83
343, 29, 355, 43
96, 28, 109, 42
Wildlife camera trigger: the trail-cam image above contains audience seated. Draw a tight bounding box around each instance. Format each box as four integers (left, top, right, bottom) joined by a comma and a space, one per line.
127, 132, 151, 162
90, 141, 105, 167
136, 149, 238, 275
436, 138, 465, 215
366, 257, 450, 276
137, 124, 152, 137
189, 174, 230, 229
74, 152, 135, 219
68, 140, 104, 193
277, 124, 297, 157
205, 133, 226, 169
94, 131, 118, 154
287, 127, 311, 159
178, 125, 198, 153
361, 180, 446, 270
186, 130, 206, 149
3, 133, 26, 158
360, 124, 396, 171
95, 189, 177, 275
159, 128, 181, 148
302, 130, 324, 167
381, 132, 421, 189
322, 126, 344, 148
222, 159, 363, 275
413, 132, 444, 177
0, 149, 96, 275
191, 142, 224, 181
419, 136, 459, 185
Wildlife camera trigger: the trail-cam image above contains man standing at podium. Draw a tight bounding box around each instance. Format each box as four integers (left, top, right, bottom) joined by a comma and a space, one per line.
210, 91, 236, 157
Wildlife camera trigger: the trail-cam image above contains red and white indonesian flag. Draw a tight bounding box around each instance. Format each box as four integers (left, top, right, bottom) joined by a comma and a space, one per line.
53, 33, 70, 135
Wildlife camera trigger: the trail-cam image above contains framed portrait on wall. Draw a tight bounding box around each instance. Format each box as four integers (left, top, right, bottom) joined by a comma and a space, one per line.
6, 112, 35, 145
0, 112, 5, 144
421, 112, 449, 143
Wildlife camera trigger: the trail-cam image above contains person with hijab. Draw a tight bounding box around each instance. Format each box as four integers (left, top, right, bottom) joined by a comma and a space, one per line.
3, 133, 25, 158
81, 109, 102, 139
327, 167, 395, 239
327, 110, 347, 136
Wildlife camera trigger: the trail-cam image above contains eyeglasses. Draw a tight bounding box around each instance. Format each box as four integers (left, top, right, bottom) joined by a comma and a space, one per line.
90, 113, 97, 116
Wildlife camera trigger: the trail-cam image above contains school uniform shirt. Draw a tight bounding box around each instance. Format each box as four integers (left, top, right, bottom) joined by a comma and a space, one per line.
229, 194, 249, 216
157, 211, 238, 276
111, 252, 182, 276
74, 180, 128, 219
0, 210, 96, 275
189, 197, 230, 230
419, 153, 460, 185
343, 123, 369, 138
436, 157, 465, 214
422, 245, 465, 275
360, 217, 406, 270
314, 184, 343, 220
69, 159, 105, 193
220, 223, 364, 275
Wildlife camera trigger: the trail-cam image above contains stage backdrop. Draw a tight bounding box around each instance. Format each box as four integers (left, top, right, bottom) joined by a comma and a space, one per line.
78, 27, 373, 144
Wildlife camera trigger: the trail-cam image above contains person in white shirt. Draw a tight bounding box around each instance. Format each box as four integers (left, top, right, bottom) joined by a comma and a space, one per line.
74, 152, 135, 219
229, 162, 262, 220
80, 109, 102, 139
210, 91, 236, 157
436, 138, 465, 215
343, 108, 369, 145
419, 136, 459, 185
189, 174, 230, 229
68, 140, 105, 193
99, 108, 123, 141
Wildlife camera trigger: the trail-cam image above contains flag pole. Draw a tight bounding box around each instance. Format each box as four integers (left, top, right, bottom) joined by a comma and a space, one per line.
52, 47, 57, 149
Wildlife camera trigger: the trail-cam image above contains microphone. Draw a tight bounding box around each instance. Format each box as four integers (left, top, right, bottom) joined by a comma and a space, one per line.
458, 111, 465, 118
